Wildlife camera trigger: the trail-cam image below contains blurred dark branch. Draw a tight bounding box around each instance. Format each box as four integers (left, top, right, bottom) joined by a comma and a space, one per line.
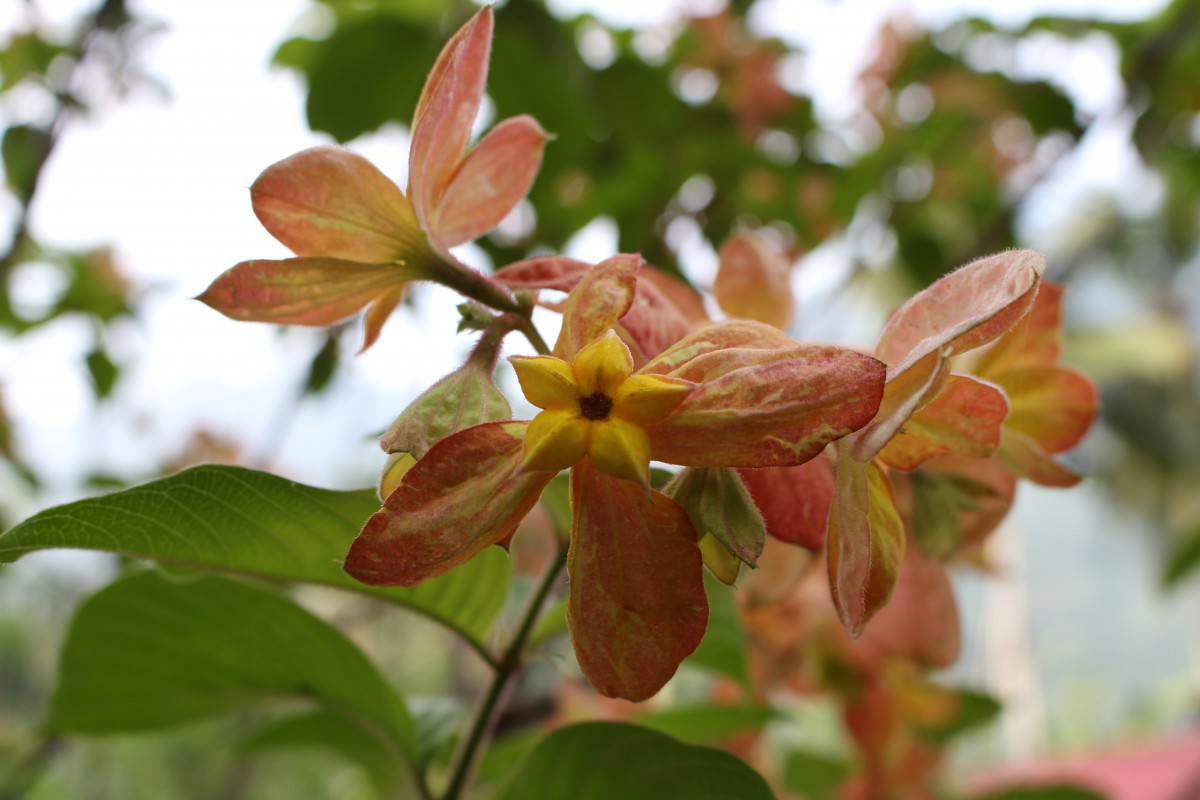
0, 736, 65, 800
1128, 0, 1200, 86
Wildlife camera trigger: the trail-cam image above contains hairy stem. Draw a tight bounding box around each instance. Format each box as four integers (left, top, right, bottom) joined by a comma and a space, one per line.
441, 546, 567, 800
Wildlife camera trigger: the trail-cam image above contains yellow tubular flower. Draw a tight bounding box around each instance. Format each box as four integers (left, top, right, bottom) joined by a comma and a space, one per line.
511, 331, 693, 487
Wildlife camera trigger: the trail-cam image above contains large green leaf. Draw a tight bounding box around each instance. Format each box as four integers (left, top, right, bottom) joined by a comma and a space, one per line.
496, 722, 775, 800
240, 710, 402, 797
288, 15, 440, 142
0, 465, 509, 655
46, 572, 415, 761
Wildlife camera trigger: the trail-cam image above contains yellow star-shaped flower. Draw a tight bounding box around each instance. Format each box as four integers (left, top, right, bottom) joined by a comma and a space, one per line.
510, 331, 694, 486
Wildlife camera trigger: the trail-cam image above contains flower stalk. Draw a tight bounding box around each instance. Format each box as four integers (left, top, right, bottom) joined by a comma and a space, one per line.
442, 544, 568, 800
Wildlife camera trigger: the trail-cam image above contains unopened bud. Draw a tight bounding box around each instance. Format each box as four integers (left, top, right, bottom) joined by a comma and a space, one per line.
379, 452, 417, 501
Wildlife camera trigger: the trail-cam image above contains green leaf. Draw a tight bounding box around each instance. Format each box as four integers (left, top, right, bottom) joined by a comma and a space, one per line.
634, 705, 777, 745
297, 15, 441, 142
529, 596, 568, 649
316, 0, 445, 23
474, 729, 542, 793
782, 750, 853, 800
0, 465, 509, 653
538, 473, 572, 539
664, 467, 765, 567
411, 697, 462, 769
84, 347, 119, 400
970, 786, 1107, 800
47, 572, 415, 762
0, 33, 68, 91
380, 350, 511, 461
916, 688, 1002, 744
2, 125, 51, 203
49, 249, 133, 324
685, 572, 749, 688
1163, 519, 1200, 588
910, 470, 983, 558
496, 721, 775, 800
240, 710, 402, 797
303, 330, 341, 395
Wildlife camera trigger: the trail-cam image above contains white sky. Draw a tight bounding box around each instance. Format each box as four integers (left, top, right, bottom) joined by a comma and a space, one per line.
0, 0, 1168, 502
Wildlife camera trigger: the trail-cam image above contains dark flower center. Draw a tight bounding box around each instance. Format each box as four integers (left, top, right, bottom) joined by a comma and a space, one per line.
579, 390, 613, 421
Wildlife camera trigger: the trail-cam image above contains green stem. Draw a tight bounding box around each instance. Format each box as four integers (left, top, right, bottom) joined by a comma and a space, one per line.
430, 257, 522, 315
518, 315, 551, 356
441, 546, 568, 800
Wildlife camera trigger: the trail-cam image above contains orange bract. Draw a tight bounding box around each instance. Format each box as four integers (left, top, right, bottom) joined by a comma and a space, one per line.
199, 7, 548, 351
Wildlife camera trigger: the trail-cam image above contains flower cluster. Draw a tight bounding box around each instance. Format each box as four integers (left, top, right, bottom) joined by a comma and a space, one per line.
344, 255, 885, 699
203, 7, 1097, 702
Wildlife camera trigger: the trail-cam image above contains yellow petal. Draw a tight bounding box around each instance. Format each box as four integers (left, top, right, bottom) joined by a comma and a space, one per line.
510, 355, 580, 411
698, 533, 741, 585
523, 409, 588, 473
573, 330, 634, 397
587, 416, 651, 486
612, 373, 693, 426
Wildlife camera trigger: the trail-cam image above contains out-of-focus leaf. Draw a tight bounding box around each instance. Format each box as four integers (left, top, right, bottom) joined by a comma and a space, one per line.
411, 697, 463, 769
496, 722, 776, 800
293, 16, 441, 142
303, 330, 341, 395
0, 465, 510, 652
854, 544, 961, 669
634, 704, 778, 745
1067, 318, 1193, 382
529, 596, 568, 649
909, 470, 1000, 558
84, 347, 119, 400
686, 572, 749, 688
47, 572, 416, 761
713, 232, 793, 329
2, 125, 51, 202
52, 249, 134, 323
0, 33, 69, 90
782, 750, 853, 800
474, 729, 542, 793
240, 710, 402, 797
1163, 520, 1200, 588
315, 0, 445, 24
538, 473, 572, 538
915, 688, 1001, 744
